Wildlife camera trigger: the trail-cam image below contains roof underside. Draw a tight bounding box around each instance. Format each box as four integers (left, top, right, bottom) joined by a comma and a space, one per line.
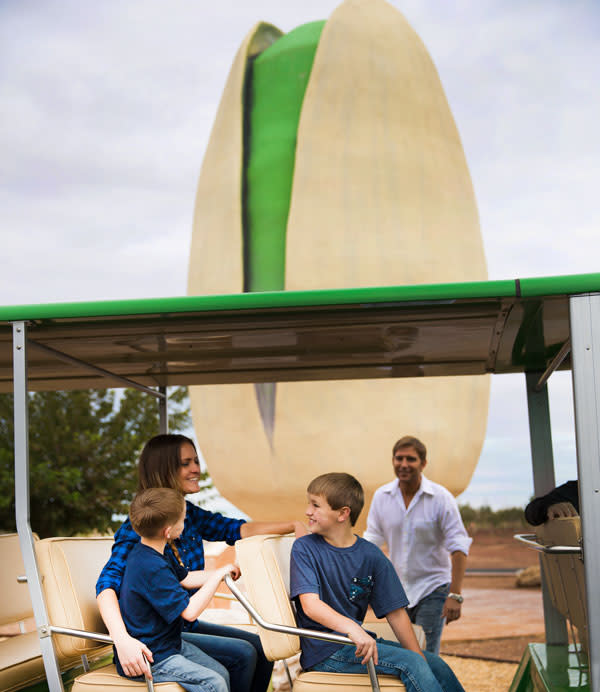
1, 274, 597, 393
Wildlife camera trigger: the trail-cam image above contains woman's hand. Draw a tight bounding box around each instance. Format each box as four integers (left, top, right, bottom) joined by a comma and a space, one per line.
293, 520, 309, 537
113, 633, 154, 679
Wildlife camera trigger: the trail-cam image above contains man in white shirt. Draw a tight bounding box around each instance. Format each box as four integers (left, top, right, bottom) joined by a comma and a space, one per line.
364, 435, 472, 654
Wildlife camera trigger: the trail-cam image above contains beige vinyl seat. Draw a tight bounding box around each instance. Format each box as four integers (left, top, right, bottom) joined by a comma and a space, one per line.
0, 533, 45, 692
35, 536, 185, 692
536, 517, 588, 651
234, 534, 416, 691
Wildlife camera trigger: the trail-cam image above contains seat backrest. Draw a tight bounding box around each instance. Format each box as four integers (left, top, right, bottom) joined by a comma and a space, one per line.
536, 517, 587, 649
0, 533, 36, 628
35, 536, 114, 663
235, 534, 299, 661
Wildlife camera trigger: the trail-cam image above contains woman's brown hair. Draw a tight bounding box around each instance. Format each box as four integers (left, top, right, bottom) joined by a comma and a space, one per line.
137, 434, 197, 493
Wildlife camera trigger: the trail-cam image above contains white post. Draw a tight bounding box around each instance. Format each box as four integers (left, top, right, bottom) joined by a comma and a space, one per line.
570, 294, 600, 692
13, 322, 64, 691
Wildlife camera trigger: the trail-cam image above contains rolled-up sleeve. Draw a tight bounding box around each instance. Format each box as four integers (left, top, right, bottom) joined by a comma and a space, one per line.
440, 495, 472, 556
364, 490, 386, 547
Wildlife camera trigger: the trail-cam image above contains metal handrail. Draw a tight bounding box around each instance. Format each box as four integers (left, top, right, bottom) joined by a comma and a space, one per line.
212, 591, 237, 601
514, 533, 582, 556
224, 574, 381, 692
47, 625, 154, 691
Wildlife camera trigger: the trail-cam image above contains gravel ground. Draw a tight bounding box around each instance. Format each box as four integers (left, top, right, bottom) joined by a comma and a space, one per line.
442, 655, 518, 692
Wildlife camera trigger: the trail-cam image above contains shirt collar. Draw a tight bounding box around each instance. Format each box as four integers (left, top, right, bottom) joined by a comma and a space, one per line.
382, 475, 435, 497
419, 475, 435, 496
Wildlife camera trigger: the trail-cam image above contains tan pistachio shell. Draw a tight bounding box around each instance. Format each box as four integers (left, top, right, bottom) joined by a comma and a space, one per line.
188, 0, 489, 530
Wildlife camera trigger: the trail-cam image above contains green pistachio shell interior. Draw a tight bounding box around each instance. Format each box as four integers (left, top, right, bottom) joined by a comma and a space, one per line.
243, 20, 325, 292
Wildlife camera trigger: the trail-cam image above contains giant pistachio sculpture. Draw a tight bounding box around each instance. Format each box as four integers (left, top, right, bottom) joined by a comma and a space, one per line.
188, 0, 489, 527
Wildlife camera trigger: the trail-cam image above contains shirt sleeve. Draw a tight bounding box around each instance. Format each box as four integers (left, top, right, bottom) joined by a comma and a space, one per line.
439, 493, 472, 556
290, 540, 320, 599
96, 519, 140, 597
186, 502, 246, 545
370, 551, 409, 618
524, 481, 579, 526
363, 491, 386, 546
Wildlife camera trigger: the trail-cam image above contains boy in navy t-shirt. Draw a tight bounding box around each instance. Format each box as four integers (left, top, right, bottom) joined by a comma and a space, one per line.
117, 487, 238, 692
290, 472, 465, 692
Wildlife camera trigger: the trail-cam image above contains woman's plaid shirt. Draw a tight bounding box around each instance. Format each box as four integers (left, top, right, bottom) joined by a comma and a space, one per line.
96, 500, 246, 597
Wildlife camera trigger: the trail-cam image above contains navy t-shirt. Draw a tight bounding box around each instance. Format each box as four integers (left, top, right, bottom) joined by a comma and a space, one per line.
290, 534, 409, 670
116, 542, 189, 676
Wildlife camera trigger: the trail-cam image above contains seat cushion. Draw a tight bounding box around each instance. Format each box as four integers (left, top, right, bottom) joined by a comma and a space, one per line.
536, 517, 587, 649
235, 535, 299, 661
294, 670, 406, 690
0, 631, 45, 692
71, 663, 185, 691
0, 534, 37, 628
36, 536, 114, 662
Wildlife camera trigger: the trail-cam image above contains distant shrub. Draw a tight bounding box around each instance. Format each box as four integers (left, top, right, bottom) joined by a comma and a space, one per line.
459, 503, 530, 530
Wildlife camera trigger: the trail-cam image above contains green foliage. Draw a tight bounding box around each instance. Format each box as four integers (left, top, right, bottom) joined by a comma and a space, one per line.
0, 387, 191, 538
459, 503, 530, 530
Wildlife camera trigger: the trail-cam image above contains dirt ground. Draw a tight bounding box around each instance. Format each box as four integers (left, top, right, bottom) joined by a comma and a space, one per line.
442, 526, 541, 662
437, 528, 542, 690
464, 526, 539, 572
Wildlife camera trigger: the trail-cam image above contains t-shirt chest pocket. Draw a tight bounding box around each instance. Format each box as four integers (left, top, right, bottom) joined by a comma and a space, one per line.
349, 575, 374, 603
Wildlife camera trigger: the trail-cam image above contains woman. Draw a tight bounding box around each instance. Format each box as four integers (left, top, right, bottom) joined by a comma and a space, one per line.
97, 434, 305, 692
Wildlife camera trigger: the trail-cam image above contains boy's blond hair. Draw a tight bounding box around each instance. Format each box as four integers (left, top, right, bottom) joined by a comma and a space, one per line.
307, 472, 364, 526
129, 487, 185, 538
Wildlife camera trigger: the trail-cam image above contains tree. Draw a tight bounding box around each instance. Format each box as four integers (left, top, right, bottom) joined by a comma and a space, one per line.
0, 387, 195, 538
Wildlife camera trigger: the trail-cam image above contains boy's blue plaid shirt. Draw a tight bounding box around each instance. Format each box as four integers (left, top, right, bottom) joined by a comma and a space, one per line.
96, 500, 246, 598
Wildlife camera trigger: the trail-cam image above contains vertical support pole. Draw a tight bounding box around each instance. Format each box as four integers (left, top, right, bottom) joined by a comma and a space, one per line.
570, 294, 600, 692
525, 372, 568, 645
158, 386, 168, 434
13, 322, 64, 691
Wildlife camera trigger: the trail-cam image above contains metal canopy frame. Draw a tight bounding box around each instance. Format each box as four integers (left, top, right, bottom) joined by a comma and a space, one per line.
2, 275, 593, 393
5, 273, 600, 692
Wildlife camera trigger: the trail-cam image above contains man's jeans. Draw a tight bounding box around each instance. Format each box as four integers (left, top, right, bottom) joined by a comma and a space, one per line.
311, 637, 465, 692
406, 583, 450, 654
152, 639, 229, 692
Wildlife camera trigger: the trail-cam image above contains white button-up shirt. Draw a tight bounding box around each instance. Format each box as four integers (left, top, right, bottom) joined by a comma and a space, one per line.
364, 475, 472, 607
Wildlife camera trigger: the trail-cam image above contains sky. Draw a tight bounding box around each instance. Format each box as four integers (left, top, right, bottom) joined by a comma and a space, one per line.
2, 0, 599, 511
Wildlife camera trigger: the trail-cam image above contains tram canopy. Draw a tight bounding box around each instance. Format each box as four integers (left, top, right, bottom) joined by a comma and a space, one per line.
1, 273, 598, 393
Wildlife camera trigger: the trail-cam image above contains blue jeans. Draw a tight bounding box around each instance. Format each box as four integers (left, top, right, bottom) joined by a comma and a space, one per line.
184, 621, 273, 692
406, 583, 449, 654
311, 638, 464, 692
152, 639, 229, 692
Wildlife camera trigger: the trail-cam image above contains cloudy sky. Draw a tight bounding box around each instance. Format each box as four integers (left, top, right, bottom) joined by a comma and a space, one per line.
2, 1, 599, 510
